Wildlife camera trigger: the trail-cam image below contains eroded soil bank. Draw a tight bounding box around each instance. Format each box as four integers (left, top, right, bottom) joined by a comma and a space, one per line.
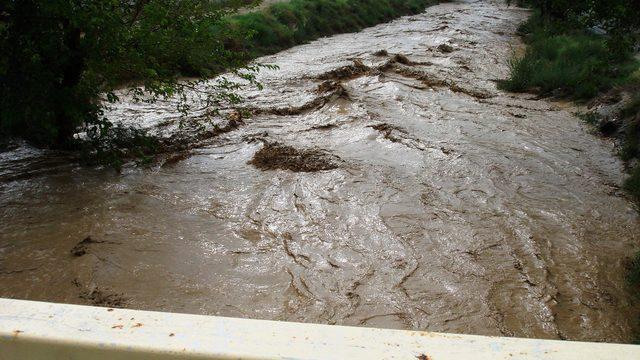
1, 0, 639, 342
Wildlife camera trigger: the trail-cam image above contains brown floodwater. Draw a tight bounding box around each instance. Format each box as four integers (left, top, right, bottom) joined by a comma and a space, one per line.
1, 0, 639, 343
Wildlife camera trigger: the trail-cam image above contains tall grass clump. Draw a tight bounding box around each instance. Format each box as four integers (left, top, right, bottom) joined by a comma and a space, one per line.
499, 13, 639, 100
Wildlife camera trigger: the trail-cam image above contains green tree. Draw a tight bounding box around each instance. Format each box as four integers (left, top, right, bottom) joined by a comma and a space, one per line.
508, 0, 640, 55
585, 0, 640, 57
0, 0, 261, 152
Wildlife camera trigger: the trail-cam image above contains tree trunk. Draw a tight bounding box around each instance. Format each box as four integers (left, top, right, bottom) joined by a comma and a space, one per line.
55, 22, 86, 148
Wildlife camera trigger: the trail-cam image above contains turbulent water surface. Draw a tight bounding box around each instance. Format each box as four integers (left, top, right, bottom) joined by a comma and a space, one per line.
1, 0, 639, 342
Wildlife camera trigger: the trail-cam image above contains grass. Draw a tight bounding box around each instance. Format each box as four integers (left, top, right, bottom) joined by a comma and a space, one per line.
499, 13, 639, 100
224, 0, 442, 58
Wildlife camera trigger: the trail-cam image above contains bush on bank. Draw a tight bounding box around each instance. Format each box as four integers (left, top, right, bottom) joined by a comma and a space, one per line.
0, 0, 255, 154
501, 0, 640, 99
499, 12, 639, 100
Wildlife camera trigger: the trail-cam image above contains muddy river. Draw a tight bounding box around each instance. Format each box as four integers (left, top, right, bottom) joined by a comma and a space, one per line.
1, 0, 639, 343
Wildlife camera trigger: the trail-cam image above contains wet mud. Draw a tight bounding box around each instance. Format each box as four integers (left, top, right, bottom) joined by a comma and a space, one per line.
248, 142, 340, 172
76, 283, 127, 308
1, 0, 639, 343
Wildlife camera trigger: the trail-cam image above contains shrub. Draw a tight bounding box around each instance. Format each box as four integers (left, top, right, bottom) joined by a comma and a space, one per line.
499, 14, 639, 100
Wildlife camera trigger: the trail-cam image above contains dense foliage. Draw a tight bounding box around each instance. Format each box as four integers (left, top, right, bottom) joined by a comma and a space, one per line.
0, 0, 257, 152
500, 13, 639, 99
501, 1, 640, 99
508, 0, 640, 56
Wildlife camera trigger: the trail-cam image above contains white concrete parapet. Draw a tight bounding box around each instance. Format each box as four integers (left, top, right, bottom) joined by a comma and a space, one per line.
0, 298, 638, 359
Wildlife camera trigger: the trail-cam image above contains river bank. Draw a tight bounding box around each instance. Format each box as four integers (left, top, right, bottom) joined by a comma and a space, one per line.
1, 0, 639, 343
225, 0, 444, 58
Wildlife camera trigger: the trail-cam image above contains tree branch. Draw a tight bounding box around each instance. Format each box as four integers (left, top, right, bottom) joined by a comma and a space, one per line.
130, 0, 151, 25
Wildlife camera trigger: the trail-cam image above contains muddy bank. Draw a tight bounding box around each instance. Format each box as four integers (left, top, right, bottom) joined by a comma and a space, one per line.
584, 85, 640, 163
1, 0, 639, 343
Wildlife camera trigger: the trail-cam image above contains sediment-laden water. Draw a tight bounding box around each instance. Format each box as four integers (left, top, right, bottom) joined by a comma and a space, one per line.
1, 0, 639, 342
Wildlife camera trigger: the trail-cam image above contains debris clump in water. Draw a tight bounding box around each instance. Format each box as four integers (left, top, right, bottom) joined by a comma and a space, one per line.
437, 43, 455, 53
70, 236, 101, 257
318, 59, 370, 81
369, 123, 406, 142
80, 287, 127, 307
248, 142, 339, 172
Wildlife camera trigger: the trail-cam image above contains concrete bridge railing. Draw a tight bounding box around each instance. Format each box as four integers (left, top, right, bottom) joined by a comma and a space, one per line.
1, 298, 638, 359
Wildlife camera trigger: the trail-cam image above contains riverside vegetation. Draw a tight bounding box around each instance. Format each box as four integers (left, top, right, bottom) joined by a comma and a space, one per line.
0, 0, 262, 165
